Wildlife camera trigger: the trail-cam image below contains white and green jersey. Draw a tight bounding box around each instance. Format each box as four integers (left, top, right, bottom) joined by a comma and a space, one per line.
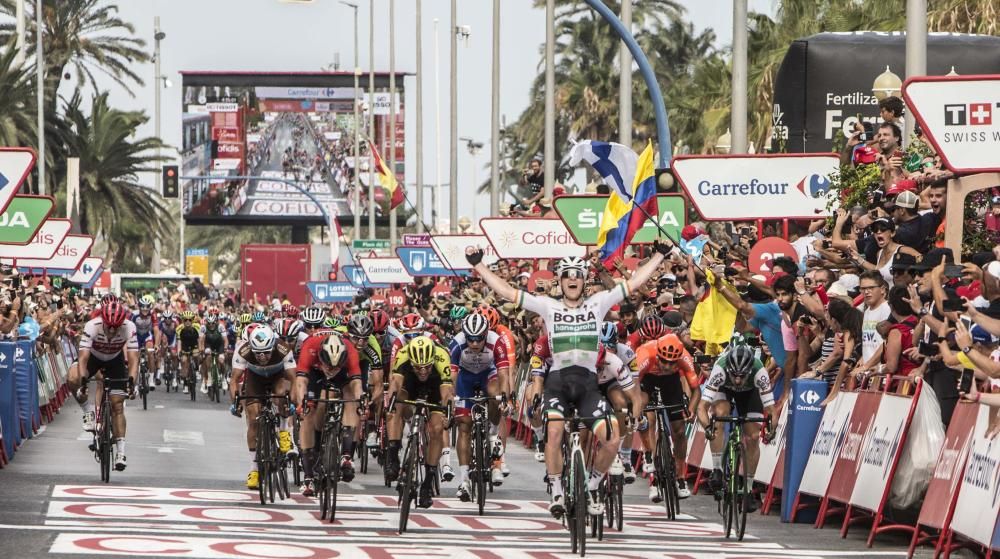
517, 282, 628, 374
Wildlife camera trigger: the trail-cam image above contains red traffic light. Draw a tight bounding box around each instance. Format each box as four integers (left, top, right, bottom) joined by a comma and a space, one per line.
166, 168, 176, 177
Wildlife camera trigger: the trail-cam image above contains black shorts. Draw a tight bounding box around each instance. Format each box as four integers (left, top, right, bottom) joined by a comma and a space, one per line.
721, 387, 764, 419
396, 371, 444, 407
302, 370, 354, 401
244, 371, 288, 399
83, 353, 130, 393
640, 374, 687, 422
543, 367, 609, 428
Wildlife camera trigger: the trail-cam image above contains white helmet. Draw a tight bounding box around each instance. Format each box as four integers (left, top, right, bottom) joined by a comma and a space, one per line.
248, 324, 277, 353
555, 256, 589, 276
462, 313, 490, 338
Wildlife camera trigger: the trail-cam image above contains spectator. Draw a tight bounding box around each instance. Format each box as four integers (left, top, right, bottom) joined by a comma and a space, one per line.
854, 271, 891, 376
888, 190, 939, 253
818, 298, 863, 403
987, 195, 1000, 232
878, 95, 905, 132
882, 286, 920, 380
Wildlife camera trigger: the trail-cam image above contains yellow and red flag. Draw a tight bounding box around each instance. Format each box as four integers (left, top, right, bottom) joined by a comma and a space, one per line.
369, 140, 404, 210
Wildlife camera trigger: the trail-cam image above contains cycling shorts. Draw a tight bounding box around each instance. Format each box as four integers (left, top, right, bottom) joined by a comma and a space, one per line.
640, 374, 687, 422
243, 370, 289, 400
543, 366, 609, 429
720, 387, 764, 419
300, 369, 355, 401
455, 367, 498, 416
394, 371, 445, 410
80, 353, 130, 396
136, 332, 154, 347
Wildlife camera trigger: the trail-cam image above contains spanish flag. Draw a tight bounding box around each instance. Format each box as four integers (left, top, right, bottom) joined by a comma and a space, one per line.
595, 141, 659, 270
369, 140, 404, 210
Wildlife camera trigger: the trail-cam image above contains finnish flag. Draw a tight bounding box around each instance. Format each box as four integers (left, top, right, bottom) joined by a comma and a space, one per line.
568, 140, 639, 203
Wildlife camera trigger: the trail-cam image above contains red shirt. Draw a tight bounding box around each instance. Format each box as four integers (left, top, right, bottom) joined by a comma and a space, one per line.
296, 334, 361, 379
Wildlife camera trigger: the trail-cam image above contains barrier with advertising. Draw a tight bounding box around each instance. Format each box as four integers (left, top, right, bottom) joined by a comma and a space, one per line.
0, 218, 70, 260
479, 218, 586, 260
755, 398, 789, 486
949, 405, 1000, 550
552, 194, 686, 245
797, 391, 859, 501
357, 257, 413, 285
817, 390, 882, 527
10, 234, 92, 272
903, 75, 1000, 173
671, 153, 839, 220
429, 234, 499, 270
781, 379, 827, 523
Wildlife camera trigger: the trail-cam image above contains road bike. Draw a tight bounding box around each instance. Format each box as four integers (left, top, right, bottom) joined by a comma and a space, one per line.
162, 347, 176, 393
393, 397, 448, 534
305, 393, 364, 522
181, 351, 197, 401
237, 394, 291, 505
605, 408, 630, 532
643, 388, 689, 520
458, 391, 504, 516
205, 349, 222, 403
709, 414, 770, 541
138, 351, 150, 411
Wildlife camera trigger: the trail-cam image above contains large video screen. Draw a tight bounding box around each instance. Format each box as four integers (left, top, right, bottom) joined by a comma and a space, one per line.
179, 72, 405, 226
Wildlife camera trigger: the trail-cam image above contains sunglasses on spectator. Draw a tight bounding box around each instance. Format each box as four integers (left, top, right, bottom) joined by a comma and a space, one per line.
890, 268, 910, 276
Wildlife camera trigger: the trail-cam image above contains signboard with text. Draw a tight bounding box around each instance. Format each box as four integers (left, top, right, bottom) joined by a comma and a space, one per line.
0, 148, 35, 216
479, 217, 586, 260
396, 247, 468, 277
10, 234, 92, 271
553, 194, 686, 245
342, 264, 389, 289
672, 153, 838, 220
357, 257, 413, 285
66, 257, 103, 285
429, 234, 499, 270
0, 195, 53, 244
306, 281, 358, 303
0, 218, 70, 260
352, 239, 391, 257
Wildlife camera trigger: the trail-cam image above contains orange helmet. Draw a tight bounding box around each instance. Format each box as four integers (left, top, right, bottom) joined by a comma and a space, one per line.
656, 334, 685, 362
476, 304, 500, 330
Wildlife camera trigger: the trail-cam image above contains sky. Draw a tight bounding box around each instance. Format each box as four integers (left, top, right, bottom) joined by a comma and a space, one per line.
86, 0, 776, 230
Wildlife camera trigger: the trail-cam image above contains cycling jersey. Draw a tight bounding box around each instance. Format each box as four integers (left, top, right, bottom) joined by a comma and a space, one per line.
703, 354, 774, 408
516, 282, 628, 374
631, 340, 700, 389
610, 342, 636, 373
79, 318, 139, 360
202, 324, 226, 352
390, 331, 440, 370
132, 311, 158, 345
531, 335, 630, 388
232, 340, 297, 378
448, 331, 510, 376
493, 323, 517, 371
176, 324, 201, 352
160, 318, 177, 345
296, 334, 362, 381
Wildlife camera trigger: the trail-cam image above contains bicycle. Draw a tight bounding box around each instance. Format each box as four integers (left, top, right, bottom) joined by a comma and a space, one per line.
162, 347, 176, 393
82, 376, 115, 483
304, 394, 364, 523
391, 396, 449, 535
205, 349, 222, 403
643, 388, 690, 520
605, 408, 630, 532
236, 394, 291, 505
457, 391, 504, 516
138, 351, 150, 411
181, 351, 197, 401
708, 414, 770, 541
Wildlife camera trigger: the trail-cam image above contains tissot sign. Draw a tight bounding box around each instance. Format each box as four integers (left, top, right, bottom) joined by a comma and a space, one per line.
904, 75, 1000, 173
479, 218, 585, 260
672, 153, 838, 220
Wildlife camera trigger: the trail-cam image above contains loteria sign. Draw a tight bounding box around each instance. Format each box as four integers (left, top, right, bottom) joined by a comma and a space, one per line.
479, 218, 586, 260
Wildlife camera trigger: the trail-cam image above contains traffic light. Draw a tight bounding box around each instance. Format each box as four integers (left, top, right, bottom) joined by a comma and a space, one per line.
162, 165, 179, 198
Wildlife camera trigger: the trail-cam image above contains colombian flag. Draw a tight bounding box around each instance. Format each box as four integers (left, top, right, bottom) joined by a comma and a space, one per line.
596, 141, 659, 270
369, 140, 404, 210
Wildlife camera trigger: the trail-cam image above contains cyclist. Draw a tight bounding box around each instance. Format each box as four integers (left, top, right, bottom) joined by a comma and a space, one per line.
200, 312, 229, 394
298, 306, 327, 355
293, 333, 364, 496
466, 243, 668, 517
344, 314, 385, 451
132, 295, 159, 390
626, 314, 666, 352
67, 301, 139, 471
158, 310, 178, 386
176, 311, 202, 393
450, 312, 511, 499
697, 341, 777, 510
475, 304, 517, 480
632, 333, 701, 502
229, 324, 298, 489
599, 322, 639, 483
385, 335, 454, 509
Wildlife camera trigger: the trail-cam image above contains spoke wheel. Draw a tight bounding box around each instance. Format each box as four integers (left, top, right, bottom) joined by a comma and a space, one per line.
99, 400, 112, 483
573, 452, 587, 557
255, 427, 268, 506
398, 436, 418, 534
722, 443, 735, 539
734, 440, 749, 541
326, 428, 341, 522
474, 425, 487, 515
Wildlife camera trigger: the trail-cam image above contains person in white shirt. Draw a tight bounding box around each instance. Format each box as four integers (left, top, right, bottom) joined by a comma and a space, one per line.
854, 271, 891, 376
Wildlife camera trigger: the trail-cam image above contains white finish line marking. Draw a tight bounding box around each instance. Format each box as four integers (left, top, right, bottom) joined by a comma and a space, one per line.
163, 430, 204, 446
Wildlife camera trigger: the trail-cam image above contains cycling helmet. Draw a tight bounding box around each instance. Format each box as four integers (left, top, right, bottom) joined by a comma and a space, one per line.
323, 316, 341, 329
100, 294, 119, 306
272, 317, 296, 338
282, 303, 299, 318
555, 256, 589, 276
319, 334, 347, 367
242, 322, 261, 342
139, 295, 154, 309
724, 344, 756, 378
181, 311, 196, 321
205, 312, 219, 324
238, 313, 253, 325
248, 324, 277, 353
300, 306, 325, 327
462, 313, 490, 338
655, 334, 685, 361
408, 336, 436, 367
251, 310, 267, 323
369, 309, 390, 334
348, 314, 374, 338
161, 310, 176, 320
639, 315, 666, 340
398, 313, 425, 332
101, 302, 129, 328
599, 322, 618, 346
476, 304, 501, 330
449, 306, 470, 321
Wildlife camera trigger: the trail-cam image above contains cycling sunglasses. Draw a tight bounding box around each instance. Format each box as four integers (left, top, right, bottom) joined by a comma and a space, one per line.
560, 269, 585, 280
466, 335, 485, 343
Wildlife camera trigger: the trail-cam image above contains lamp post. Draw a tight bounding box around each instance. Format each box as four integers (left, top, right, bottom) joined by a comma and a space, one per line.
458, 215, 471, 233
730, 0, 748, 154
489, 0, 500, 216
368, 0, 376, 239
415, 0, 424, 232
35, 0, 44, 195
543, 0, 555, 200
872, 65, 903, 101
716, 129, 732, 155
449, 0, 459, 232
340, 1, 361, 239
388, 0, 397, 249
153, 17, 166, 274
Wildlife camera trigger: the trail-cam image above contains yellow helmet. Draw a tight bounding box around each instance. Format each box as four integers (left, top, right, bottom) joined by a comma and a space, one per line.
408, 336, 436, 367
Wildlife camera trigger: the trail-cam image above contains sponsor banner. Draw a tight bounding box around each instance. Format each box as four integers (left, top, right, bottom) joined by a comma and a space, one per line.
781, 379, 828, 522
755, 398, 789, 485
352, 239, 391, 257
749, 237, 799, 276
396, 247, 468, 277
306, 281, 357, 303
246, 133, 262, 144
0, 218, 70, 260
323, 131, 342, 141
904, 75, 1000, 173
430, 234, 499, 270
402, 233, 431, 247
553, 194, 686, 245
215, 141, 244, 159
245, 199, 341, 218
480, 218, 586, 260
951, 404, 1000, 548
211, 127, 241, 143
12, 234, 92, 271
367, 92, 399, 115
848, 391, 916, 512
357, 257, 413, 285
671, 153, 838, 220
826, 390, 882, 504
206, 102, 238, 112
0, 195, 53, 245
255, 180, 333, 195
185, 251, 209, 284
342, 265, 389, 289
259, 99, 352, 113
0, 148, 35, 216
798, 391, 858, 497
66, 257, 103, 285
917, 401, 980, 531
253, 86, 357, 100
212, 159, 240, 171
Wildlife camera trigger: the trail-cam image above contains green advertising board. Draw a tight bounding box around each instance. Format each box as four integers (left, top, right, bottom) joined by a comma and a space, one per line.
352, 239, 391, 255
0, 195, 54, 245
553, 194, 686, 245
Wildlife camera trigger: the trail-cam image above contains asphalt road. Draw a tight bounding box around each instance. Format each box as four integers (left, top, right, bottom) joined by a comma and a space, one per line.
0, 385, 939, 558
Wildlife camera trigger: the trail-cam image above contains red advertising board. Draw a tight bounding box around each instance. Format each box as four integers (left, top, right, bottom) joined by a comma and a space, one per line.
748, 236, 798, 277
386, 289, 406, 307
216, 142, 244, 159
240, 244, 310, 307
212, 127, 241, 143
824, 391, 881, 506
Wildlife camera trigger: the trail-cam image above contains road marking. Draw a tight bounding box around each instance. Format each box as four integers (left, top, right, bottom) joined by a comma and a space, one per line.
155, 405, 165, 409
157, 448, 173, 454
162, 430, 204, 446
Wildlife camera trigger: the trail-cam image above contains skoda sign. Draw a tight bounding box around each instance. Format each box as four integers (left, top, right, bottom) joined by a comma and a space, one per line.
0, 195, 54, 244
553, 194, 686, 245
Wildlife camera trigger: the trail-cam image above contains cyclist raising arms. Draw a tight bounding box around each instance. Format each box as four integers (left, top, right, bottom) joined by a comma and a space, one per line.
465, 242, 671, 517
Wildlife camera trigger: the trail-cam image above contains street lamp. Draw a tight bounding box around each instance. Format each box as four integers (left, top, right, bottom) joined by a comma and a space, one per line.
715, 128, 732, 155
340, 1, 361, 239
458, 216, 472, 233
946, 66, 959, 77
460, 137, 484, 216
872, 65, 902, 101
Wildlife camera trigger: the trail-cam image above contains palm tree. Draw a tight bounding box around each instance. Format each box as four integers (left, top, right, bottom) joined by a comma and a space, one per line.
0, 46, 36, 149
62, 91, 170, 271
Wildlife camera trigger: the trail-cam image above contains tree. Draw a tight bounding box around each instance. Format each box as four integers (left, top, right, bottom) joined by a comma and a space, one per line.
0, 46, 34, 148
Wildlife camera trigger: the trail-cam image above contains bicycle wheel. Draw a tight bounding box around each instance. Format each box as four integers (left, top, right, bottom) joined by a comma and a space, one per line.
573, 452, 587, 556
722, 441, 735, 539
140, 363, 148, 411
99, 399, 112, 483
212, 363, 221, 403
473, 424, 487, 515
292, 420, 302, 487
398, 435, 418, 534
188, 363, 197, 402
359, 421, 369, 475
734, 439, 749, 541
255, 420, 269, 505
606, 475, 623, 531
326, 426, 342, 522
657, 422, 678, 520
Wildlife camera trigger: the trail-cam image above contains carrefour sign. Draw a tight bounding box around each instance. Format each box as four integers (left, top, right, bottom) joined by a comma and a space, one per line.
479, 218, 586, 259
672, 153, 839, 220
